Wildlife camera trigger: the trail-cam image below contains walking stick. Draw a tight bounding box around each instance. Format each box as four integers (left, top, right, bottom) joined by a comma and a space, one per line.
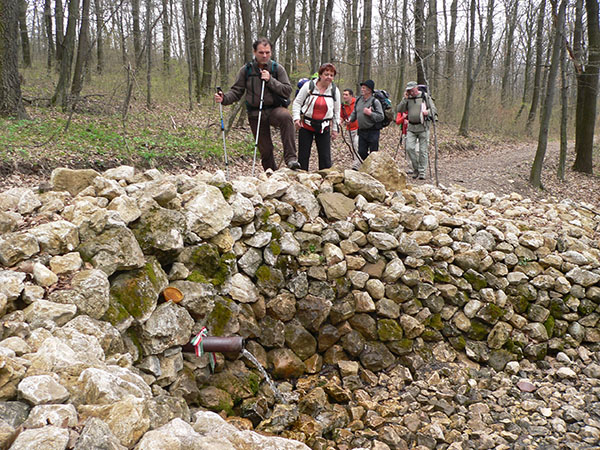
251, 80, 266, 177
340, 126, 363, 165
216, 87, 230, 180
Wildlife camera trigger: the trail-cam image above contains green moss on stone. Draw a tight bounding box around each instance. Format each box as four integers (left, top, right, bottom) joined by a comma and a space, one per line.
269, 240, 282, 256
480, 303, 505, 324
255, 265, 273, 283
544, 315, 555, 338
248, 372, 260, 396
207, 300, 233, 336
463, 271, 487, 290
428, 313, 444, 330
126, 329, 144, 363
468, 319, 491, 341
511, 296, 530, 314
102, 301, 131, 326
186, 244, 233, 286
418, 266, 435, 283
377, 319, 404, 341
208, 181, 234, 201
187, 270, 209, 283
449, 336, 466, 351
433, 268, 452, 283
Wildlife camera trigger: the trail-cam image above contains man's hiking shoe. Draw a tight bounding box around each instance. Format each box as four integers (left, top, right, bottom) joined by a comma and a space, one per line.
418, 174, 425, 180
412, 173, 419, 179
287, 160, 301, 170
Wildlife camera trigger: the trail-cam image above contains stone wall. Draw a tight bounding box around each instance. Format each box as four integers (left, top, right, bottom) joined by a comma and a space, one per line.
0, 155, 598, 448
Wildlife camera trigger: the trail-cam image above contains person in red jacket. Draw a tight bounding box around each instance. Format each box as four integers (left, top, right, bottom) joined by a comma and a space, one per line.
341, 89, 360, 169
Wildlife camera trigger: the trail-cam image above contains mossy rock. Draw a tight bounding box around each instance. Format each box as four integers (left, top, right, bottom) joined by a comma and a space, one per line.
449, 336, 466, 351
427, 313, 444, 330
261, 223, 283, 240
334, 277, 353, 299
274, 255, 299, 279
386, 338, 414, 355
510, 295, 530, 314
106, 258, 168, 326
463, 269, 488, 291
255, 265, 285, 297
476, 303, 505, 325
208, 181, 234, 201
578, 299, 597, 316
418, 266, 435, 284
549, 297, 569, 318
184, 244, 235, 286
433, 268, 452, 283
449, 291, 469, 307
269, 240, 282, 256
503, 339, 524, 359
377, 319, 404, 341
206, 297, 239, 337
421, 328, 444, 342
468, 319, 491, 341
543, 315, 555, 338
209, 370, 258, 405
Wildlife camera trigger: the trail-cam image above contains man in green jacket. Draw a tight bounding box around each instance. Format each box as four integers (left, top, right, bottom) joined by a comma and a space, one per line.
215, 37, 300, 171
396, 81, 437, 180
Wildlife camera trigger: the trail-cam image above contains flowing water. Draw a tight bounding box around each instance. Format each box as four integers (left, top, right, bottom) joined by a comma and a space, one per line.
241, 349, 286, 404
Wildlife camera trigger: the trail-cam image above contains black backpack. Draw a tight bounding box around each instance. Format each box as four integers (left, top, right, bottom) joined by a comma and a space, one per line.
244, 61, 291, 108
373, 89, 393, 128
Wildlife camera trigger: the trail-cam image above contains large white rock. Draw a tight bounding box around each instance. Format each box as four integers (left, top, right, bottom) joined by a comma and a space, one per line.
183, 184, 233, 239
9, 425, 69, 450
77, 366, 152, 405
0, 270, 26, 301
229, 273, 260, 303
23, 300, 77, 329
17, 375, 70, 405
29, 220, 80, 255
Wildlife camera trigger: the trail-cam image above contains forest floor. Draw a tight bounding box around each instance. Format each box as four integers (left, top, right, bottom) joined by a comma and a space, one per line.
0, 107, 598, 209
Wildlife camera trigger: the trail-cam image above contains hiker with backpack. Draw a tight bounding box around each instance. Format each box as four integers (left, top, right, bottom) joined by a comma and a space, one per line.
292, 63, 341, 171
348, 79, 384, 161
396, 81, 437, 180
340, 89, 361, 170
214, 37, 300, 172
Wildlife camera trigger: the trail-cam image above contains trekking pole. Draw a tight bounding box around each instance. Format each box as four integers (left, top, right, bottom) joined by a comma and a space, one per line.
216, 87, 230, 180
251, 79, 266, 177
416, 55, 439, 187
340, 126, 363, 165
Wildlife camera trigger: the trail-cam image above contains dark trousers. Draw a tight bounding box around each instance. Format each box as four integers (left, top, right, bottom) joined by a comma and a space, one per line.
248, 107, 297, 171
298, 127, 332, 171
358, 128, 380, 160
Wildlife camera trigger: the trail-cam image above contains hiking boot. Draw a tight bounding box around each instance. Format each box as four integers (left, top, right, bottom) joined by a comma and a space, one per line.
418, 174, 425, 180
287, 159, 301, 170
412, 173, 419, 179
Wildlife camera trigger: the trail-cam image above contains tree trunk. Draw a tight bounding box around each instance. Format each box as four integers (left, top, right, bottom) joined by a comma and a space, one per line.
359, 0, 373, 82
284, 0, 295, 71
426, 0, 438, 91
321, 0, 334, 63
572, 0, 599, 174
218, 0, 227, 85
308, 0, 318, 71
132, 0, 142, 67
55, 0, 64, 63
500, 0, 519, 106
182, 0, 194, 109
557, 32, 568, 181
162, 0, 171, 73
94, 0, 104, 73
71, 0, 91, 101
239, 0, 253, 62
526, 0, 546, 129
530, 0, 565, 188
414, 0, 426, 84
395, 0, 408, 104
444, 0, 457, 110
0, 0, 29, 119
514, 2, 535, 121
145, 0, 152, 108
52, 0, 79, 110
44, 0, 54, 69
18, 0, 31, 68
200, 0, 216, 93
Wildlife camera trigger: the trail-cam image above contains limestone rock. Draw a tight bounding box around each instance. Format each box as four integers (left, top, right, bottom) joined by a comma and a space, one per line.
318, 192, 355, 221
17, 375, 70, 405
0, 270, 26, 301
77, 366, 152, 405
9, 425, 70, 450
139, 302, 194, 355
343, 170, 386, 202
0, 232, 39, 267
361, 151, 407, 192
23, 300, 77, 329
183, 184, 234, 239
50, 168, 100, 196
282, 183, 320, 220
73, 417, 127, 450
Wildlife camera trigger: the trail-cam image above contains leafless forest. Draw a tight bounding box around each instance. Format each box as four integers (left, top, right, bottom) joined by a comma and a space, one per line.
0, 0, 598, 183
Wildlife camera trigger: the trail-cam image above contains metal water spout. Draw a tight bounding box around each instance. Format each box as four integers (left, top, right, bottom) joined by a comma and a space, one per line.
183, 335, 244, 354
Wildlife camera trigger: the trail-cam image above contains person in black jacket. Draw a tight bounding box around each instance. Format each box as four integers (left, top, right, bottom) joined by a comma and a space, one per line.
348, 80, 384, 161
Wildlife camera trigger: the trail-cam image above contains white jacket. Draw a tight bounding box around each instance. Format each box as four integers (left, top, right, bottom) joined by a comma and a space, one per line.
292, 80, 341, 132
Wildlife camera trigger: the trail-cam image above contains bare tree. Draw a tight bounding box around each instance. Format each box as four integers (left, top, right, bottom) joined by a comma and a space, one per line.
573, 0, 599, 174
321, 0, 334, 63
444, 0, 458, 109
43, 0, 55, 69
501, 0, 519, 105
71, 0, 92, 100
200, 0, 216, 93
218, 0, 227, 85
238, 0, 253, 62
414, 0, 426, 84
557, 29, 568, 181
55, 0, 64, 63
52, 0, 80, 110
526, 0, 547, 129
530, 0, 565, 188
0, 0, 29, 119
162, 0, 171, 73
358, 0, 373, 83
94, 0, 104, 73
132, 0, 142, 66
145, 0, 152, 107
19, 0, 31, 68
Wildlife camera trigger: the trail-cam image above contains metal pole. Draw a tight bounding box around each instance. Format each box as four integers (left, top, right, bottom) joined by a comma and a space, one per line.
251, 80, 266, 177
217, 87, 229, 180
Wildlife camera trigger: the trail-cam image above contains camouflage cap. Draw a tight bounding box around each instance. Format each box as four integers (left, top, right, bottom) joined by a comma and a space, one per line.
406, 81, 418, 90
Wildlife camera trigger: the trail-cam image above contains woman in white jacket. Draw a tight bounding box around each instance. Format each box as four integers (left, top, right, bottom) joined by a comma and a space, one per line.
292, 63, 341, 171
